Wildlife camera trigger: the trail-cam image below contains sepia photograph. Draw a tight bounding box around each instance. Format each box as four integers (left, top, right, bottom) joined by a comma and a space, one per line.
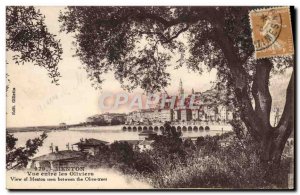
5, 5, 295, 190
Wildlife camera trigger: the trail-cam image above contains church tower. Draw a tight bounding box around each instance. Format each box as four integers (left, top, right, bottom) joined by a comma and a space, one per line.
178, 79, 184, 96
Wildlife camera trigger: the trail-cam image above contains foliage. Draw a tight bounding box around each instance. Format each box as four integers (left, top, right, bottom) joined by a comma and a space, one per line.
111, 116, 126, 125
107, 131, 290, 188
80, 126, 291, 189
59, 6, 292, 91
59, 6, 294, 166
230, 118, 247, 139
109, 141, 135, 166
132, 151, 158, 174
59, 7, 175, 91
146, 134, 290, 189
195, 135, 220, 155
90, 141, 157, 175
6, 6, 63, 84
6, 132, 47, 170
150, 122, 187, 165
183, 138, 196, 152
86, 115, 109, 126
86, 115, 126, 126
6, 132, 17, 152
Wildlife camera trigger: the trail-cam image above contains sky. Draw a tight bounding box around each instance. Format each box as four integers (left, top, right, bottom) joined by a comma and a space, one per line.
6, 7, 218, 127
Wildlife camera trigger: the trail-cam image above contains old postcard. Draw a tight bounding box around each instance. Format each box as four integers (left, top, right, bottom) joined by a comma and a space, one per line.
6, 6, 295, 190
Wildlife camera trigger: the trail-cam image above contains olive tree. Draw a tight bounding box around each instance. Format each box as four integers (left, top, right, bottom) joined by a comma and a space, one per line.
59, 6, 294, 169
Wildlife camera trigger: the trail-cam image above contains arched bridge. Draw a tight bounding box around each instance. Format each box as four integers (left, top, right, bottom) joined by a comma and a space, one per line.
122, 125, 211, 132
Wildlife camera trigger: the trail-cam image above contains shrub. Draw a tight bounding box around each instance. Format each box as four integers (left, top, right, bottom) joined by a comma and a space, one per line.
86, 130, 291, 189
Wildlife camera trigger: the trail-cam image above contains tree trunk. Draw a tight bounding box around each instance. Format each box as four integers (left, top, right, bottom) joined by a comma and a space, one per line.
214, 26, 294, 170
226, 57, 294, 173
237, 59, 294, 170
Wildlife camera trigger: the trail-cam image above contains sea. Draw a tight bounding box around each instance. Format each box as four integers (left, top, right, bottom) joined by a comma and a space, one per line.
10, 125, 227, 158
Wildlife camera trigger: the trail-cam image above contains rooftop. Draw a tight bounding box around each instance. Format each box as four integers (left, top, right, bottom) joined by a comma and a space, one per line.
138, 130, 157, 135
138, 140, 154, 146
119, 140, 140, 145
73, 138, 109, 146
32, 150, 84, 161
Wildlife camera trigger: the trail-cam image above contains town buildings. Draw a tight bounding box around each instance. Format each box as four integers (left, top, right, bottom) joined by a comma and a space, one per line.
86, 79, 279, 126
126, 79, 234, 125
101, 113, 126, 123
86, 113, 126, 125
84, 79, 251, 126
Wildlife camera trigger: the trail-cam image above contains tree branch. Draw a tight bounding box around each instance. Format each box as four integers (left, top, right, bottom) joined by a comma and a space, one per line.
161, 24, 190, 44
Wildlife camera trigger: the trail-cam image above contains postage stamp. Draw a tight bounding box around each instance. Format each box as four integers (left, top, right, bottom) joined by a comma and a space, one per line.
249, 7, 294, 59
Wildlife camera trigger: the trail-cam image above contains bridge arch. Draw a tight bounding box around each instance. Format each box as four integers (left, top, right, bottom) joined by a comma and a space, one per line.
133, 126, 137, 131
193, 126, 198, 131
154, 126, 159, 131
199, 126, 204, 131
143, 126, 148, 131
149, 126, 153, 131
128, 126, 132, 131
160, 126, 164, 131
138, 126, 142, 131
182, 126, 187, 131
122, 126, 127, 131
205, 126, 210, 131
188, 126, 193, 131
177, 126, 181, 131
